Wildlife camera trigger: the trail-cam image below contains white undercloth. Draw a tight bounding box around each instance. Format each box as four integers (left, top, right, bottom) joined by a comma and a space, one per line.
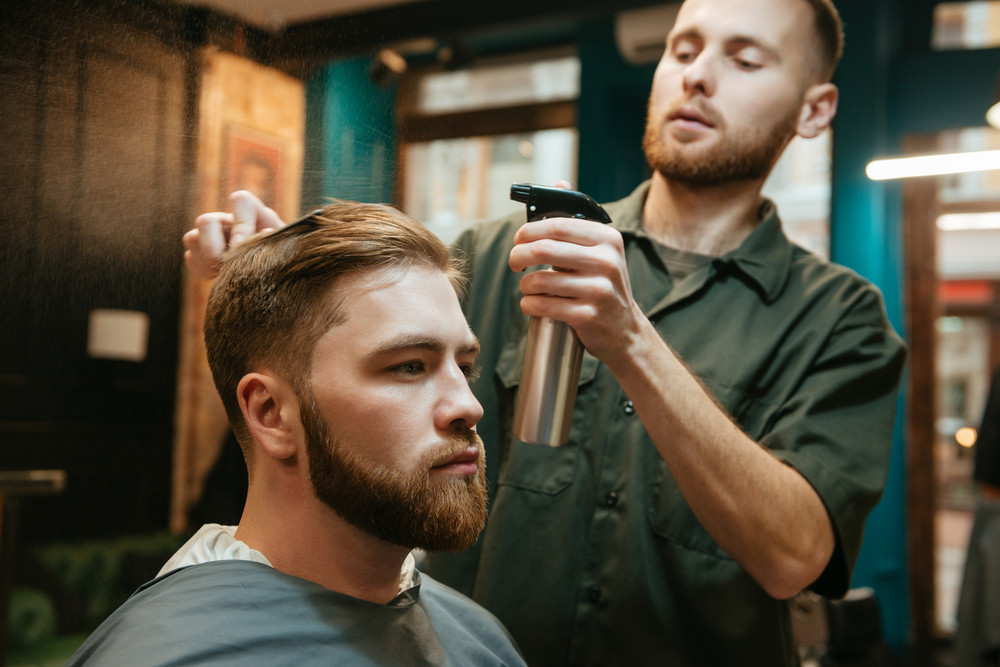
157, 523, 417, 594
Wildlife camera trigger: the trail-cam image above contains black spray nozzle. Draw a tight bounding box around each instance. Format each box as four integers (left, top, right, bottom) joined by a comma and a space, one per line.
510, 182, 612, 224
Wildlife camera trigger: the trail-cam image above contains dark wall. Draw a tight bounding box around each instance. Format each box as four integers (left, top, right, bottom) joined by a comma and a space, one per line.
0, 0, 195, 540
576, 19, 655, 204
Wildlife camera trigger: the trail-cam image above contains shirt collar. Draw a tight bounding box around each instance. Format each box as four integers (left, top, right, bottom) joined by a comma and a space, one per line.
399, 551, 417, 593
718, 199, 794, 304
607, 180, 794, 304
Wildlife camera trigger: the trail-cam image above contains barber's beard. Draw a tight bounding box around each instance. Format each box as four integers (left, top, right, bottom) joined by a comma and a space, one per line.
301, 403, 488, 553
642, 97, 798, 186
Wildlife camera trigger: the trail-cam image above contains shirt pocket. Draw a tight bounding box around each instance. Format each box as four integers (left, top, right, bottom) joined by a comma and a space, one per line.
493, 333, 599, 495
646, 380, 779, 559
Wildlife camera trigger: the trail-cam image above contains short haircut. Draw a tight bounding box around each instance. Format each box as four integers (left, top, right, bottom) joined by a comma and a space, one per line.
802, 0, 844, 82
204, 200, 465, 453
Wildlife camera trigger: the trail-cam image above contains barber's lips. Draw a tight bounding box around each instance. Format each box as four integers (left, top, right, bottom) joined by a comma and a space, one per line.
432, 447, 481, 476
668, 106, 715, 133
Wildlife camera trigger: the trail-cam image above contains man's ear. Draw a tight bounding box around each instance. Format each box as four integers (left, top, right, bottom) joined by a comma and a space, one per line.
796, 82, 838, 139
237, 372, 302, 461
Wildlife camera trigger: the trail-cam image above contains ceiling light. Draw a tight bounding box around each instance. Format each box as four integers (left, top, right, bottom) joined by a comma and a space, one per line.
866, 150, 1000, 180
936, 212, 1000, 231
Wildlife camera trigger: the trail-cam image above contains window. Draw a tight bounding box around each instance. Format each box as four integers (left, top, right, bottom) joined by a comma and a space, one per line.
932, 1, 1000, 50
761, 131, 833, 259
398, 50, 580, 243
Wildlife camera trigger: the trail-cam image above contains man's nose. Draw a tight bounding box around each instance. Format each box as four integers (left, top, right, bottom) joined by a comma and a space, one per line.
437, 368, 484, 431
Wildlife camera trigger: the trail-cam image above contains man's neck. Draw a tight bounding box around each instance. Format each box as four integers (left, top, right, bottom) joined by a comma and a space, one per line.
642, 171, 766, 256
235, 483, 412, 604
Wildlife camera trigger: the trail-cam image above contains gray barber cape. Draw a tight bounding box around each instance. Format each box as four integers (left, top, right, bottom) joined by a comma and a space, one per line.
66, 560, 525, 666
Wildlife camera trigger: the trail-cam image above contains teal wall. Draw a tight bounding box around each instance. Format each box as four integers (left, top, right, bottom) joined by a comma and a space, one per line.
303, 57, 396, 209
831, 0, 910, 648
576, 20, 655, 202
831, 1, 998, 649
302, 1, 1000, 652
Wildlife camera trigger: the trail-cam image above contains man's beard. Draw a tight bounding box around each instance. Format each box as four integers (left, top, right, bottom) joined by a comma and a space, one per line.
300, 398, 488, 553
642, 97, 798, 187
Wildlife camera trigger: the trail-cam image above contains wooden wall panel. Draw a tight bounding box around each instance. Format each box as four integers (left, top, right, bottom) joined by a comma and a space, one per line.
0, 1, 191, 540
172, 49, 304, 533
902, 133, 942, 652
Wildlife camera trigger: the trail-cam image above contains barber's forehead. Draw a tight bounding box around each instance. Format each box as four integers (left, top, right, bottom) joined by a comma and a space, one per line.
675, 0, 803, 24
671, 0, 809, 47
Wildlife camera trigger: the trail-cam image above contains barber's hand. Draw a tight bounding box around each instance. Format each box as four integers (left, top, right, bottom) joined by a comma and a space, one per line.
183, 190, 286, 279
508, 209, 644, 364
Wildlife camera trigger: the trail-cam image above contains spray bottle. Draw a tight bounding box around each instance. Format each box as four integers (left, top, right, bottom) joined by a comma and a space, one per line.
509, 182, 613, 446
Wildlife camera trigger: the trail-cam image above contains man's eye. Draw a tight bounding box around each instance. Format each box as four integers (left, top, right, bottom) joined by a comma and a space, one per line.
393, 361, 425, 376
461, 364, 482, 382
736, 58, 762, 71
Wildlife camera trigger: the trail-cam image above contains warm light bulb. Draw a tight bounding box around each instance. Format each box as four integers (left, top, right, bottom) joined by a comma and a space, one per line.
988, 101, 1000, 129
955, 426, 978, 448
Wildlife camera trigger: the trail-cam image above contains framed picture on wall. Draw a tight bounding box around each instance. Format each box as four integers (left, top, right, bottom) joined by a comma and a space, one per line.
221, 123, 286, 211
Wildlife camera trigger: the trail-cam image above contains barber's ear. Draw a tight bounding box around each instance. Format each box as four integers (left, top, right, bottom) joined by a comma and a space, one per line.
237, 373, 302, 460
796, 82, 838, 139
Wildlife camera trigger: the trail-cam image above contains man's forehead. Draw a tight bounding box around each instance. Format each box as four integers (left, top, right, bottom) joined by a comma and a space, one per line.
329, 264, 475, 349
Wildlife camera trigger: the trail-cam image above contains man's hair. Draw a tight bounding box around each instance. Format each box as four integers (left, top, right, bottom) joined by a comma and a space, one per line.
802, 0, 844, 82
204, 200, 464, 455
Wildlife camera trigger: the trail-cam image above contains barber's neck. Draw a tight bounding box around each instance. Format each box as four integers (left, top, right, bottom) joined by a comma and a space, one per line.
642, 170, 766, 256
235, 471, 411, 604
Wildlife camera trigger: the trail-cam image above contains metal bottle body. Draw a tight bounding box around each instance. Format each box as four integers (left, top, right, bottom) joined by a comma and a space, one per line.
512, 316, 585, 446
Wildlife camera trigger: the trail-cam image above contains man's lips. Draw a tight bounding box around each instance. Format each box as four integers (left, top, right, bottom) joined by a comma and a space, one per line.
431, 446, 481, 475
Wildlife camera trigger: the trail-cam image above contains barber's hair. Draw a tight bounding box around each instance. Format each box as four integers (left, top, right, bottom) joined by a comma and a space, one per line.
802, 0, 844, 82
204, 200, 464, 450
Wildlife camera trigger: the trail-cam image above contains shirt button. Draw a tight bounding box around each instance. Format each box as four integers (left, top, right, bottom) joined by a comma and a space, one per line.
587, 586, 602, 603
604, 491, 619, 507
622, 400, 635, 415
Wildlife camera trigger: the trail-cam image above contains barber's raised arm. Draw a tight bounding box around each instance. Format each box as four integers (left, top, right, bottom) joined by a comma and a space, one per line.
183, 190, 286, 279
508, 217, 838, 600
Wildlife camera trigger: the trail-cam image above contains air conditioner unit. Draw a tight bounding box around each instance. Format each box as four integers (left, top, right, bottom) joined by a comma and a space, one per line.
614, 3, 681, 65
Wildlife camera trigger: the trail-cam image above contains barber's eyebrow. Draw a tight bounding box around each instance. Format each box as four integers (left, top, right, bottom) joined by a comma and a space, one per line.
727, 35, 780, 59
669, 28, 781, 59
365, 333, 481, 360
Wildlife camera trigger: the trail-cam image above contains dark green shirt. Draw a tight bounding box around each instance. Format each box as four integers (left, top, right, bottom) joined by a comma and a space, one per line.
429, 180, 906, 666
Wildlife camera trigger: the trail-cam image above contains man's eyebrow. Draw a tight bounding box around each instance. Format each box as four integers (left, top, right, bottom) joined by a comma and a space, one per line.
365, 333, 481, 360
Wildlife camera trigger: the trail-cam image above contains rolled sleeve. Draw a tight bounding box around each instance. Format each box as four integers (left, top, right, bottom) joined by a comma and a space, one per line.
764, 291, 906, 597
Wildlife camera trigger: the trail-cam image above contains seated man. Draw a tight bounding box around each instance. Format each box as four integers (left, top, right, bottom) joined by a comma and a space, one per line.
67, 201, 525, 666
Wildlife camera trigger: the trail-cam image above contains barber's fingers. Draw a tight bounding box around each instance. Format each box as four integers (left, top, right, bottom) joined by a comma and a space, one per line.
183, 212, 231, 279
509, 218, 623, 273
183, 192, 288, 280
228, 190, 284, 246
